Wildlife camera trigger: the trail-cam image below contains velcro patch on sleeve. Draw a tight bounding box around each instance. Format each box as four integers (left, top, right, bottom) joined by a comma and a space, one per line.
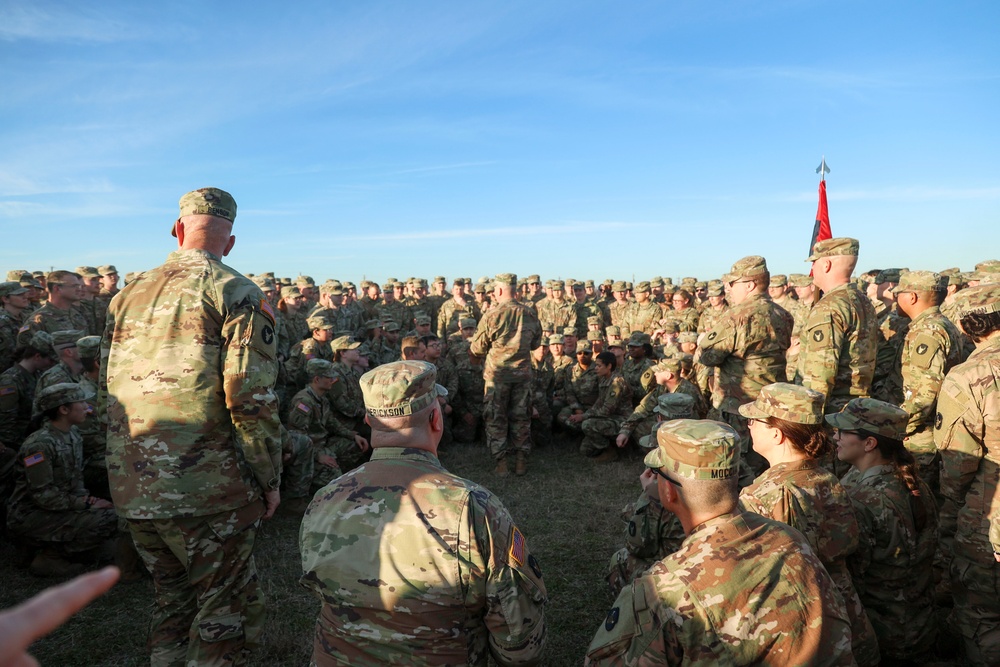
24, 452, 45, 467
260, 299, 276, 325
508, 525, 525, 567
296, 402, 311, 414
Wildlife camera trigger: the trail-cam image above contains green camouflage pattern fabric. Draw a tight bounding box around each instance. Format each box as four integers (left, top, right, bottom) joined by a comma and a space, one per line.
536, 295, 577, 332
579, 373, 632, 455
287, 386, 356, 486
737, 382, 824, 424
620, 356, 653, 405
436, 297, 476, 339
624, 301, 663, 337
280, 424, 315, 499
7, 420, 117, 552
469, 299, 541, 382
869, 302, 909, 404
278, 309, 309, 358
841, 464, 939, 660
100, 248, 282, 519
661, 306, 699, 334
697, 292, 793, 414
619, 381, 704, 445
300, 447, 547, 666
128, 501, 265, 666
606, 490, 685, 598
16, 300, 89, 348
608, 299, 631, 328
326, 360, 366, 430
825, 397, 908, 440
483, 379, 533, 459
0, 307, 21, 371
585, 511, 854, 666
795, 282, 878, 412
76, 372, 108, 497
738, 458, 879, 666
898, 305, 967, 454
644, 419, 740, 479
0, 363, 38, 452
34, 359, 81, 410
696, 302, 729, 334
285, 337, 333, 391
562, 362, 600, 411
530, 355, 554, 447
373, 298, 412, 331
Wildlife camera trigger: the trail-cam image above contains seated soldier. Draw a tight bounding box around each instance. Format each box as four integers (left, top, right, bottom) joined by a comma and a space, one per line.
568, 351, 632, 462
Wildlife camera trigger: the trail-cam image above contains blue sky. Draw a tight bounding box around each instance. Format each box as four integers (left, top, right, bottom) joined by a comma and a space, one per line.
2, 1, 997, 285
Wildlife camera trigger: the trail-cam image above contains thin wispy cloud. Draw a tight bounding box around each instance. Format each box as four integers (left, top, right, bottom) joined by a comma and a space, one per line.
0, 3, 150, 43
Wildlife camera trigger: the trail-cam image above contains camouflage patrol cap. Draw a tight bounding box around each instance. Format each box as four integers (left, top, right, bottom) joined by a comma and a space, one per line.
280, 285, 302, 299
973, 261, 1000, 285
627, 331, 650, 347
382, 320, 401, 333
306, 315, 334, 331
695, 281, 707, 289
28, 331, 57, 359
252, 275, 276, 291
654, 392, 696, 419
305, 358, 337, 378
330, 335, 361, 352
52, 329, 84, 351
32, 271, 44, 279
571, 281, 585, 291
0, 282, 28, 298
612, 280, 627, 292
473, 283, 488, 293
584, 279, 595, 289
97, 265, 117, 276
322, 285, 345, 297
677, 332, 698, 344
35, 382, 94, 413
788, 273, 813, 288
895, 271, 947, 294
649, 277, 664, 288
662, 320, 680, 334
6, 270, 29, 282
706, 284, 724, 297
644, 419, 740, 481
625, 281, 634, 291
175, 187, 236, 236
562, 327, 577, 337
357, 342, 372, 357
587, 315, 602, 326
432, 276, 446, 284
875, 268, 902, 284
651, 357, 681, 374
681, 277, 697, 287
634, 281, 651, 293
75, 266, 100, 278
586, 331, 604, 342
296, 275, 316, 287
123, 272, 136, 284
607, 339, 624, 349
806, 237, 860, 261
548, 334, 565, 345
414, 314, 432, 326
975, 259, 1000, 272
602, 278, 613, 287
538, 335, 550, 346
576, 340, 592, 353
951, 284, 1000, 317
382, 282, 394, 291
605, 325, 621, 337
729, 255, 768, 280
76, 336, 101, 359
459, 317, 477, 329
738, 382, 824, 425
364, 318, 381, 330
360, 360, 447, 419
525, 274, 541, 284
825, 398, 908, 441
770, 274, 788, 287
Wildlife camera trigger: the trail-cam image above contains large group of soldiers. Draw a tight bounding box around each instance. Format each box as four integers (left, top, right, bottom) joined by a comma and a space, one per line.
2, 189, 1000, 665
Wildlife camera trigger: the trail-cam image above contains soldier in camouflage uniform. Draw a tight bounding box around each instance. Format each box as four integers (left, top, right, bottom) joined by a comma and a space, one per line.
831, 398, 939, 663
869, 268, 911, 405
16, 270, 89, 348
893, 271, 968, 490
74, 266, 106, 337
74, 336, 108, 500
796, 238, 878, 415
785, 272, 817, 376
737, 383, 879, 665
535, 280, 576, 332
586, 419, 853, 666
661, 289, 700, 333
34, 330, 85, 398
621, 332, 654, 403
436, 279, 478, 340
935, 285, 1000, 666
277, 285, 310, 357
529, 337, 554, 448
616, 357, 707, 450
449, 317, 485, 444
606, 393, 695, 597
0, 282, 32, 372
623, 281, 662, 337
7, 383, 118, 577
568, 351, 632, 461
374, 281, 412, 331
470, 274, 541, 476
285, 314, 335, 392
607, 281, 631, 328
572, 282, 603, 337
300, 360, 547, 666
697, 256, 793, 480
101, 188, 282, 666
767, 273, 796, 313
557, 340, 600, 431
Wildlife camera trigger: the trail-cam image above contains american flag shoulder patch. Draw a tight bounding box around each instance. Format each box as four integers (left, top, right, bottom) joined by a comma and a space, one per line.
18, 324, 29, 334
0, 386, 15, 396
508, 525, 525, 567
259, 299, 276, 324
296, 402, 311, 414
24, 452, 45, 467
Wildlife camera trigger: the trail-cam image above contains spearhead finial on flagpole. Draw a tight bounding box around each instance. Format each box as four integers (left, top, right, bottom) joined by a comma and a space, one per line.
816, 157, 830, 182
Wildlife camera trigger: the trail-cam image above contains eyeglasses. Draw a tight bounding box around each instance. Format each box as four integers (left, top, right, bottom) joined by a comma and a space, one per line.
833, 428, 861, 437
577, 351, 592, 356
648, 467, 682, 487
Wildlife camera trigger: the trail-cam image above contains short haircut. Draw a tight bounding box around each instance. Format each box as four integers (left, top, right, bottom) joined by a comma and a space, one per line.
596, 350, 617, 371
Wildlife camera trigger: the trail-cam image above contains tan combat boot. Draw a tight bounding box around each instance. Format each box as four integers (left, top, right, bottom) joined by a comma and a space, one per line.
515, 451, 528, 476
494, 456, 509, 477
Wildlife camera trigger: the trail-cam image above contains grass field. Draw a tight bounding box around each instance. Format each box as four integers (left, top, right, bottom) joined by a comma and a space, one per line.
0, 435, 642, 666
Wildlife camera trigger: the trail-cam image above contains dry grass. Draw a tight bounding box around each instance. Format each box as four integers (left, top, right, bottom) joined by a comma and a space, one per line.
0, 434, 642, 666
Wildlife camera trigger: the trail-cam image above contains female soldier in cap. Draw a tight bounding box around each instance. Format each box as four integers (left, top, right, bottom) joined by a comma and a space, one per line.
7, 383, 118, 577
738, 382, 880, 666
831, 398, 938, 663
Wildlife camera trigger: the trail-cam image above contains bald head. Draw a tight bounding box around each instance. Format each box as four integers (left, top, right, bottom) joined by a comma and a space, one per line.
176, 214, 236, 257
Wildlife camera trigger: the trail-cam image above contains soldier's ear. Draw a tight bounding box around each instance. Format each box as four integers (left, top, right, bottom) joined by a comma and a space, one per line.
222, 235, 236, 257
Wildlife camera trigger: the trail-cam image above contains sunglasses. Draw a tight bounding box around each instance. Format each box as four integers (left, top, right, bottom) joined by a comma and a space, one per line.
648, 467, 683, 487
577, 351, 592, 356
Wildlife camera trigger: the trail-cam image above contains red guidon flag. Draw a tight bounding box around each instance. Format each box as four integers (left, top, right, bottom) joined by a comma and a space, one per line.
810, 179, 831, 254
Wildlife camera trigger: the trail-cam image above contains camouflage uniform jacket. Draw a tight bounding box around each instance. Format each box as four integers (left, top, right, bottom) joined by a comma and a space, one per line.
287, 386, 356, 445
7, 421, 88, 525
697, 292, 793, 414
536, 297, 576, 331
564, 363, 600, 411
100, 248, 282, 519
796, 282, 877, 412
469, 299, 541, 383
326, 361, 365, 429
285, 337, 333, 391
842, 464, 938, 659
586, 511, 854, 666
279, 309, 309, 357
583, 373, 632, 422
620, 381, 707, 438
772, 294, 797, 314
0, 308, 21, 372
374, 299, 412, 330
898, 306, 966, 452
739, 458, 879, 666
625, 301, 663, 337
315, 305, 362, 339
870, 302, 909, 405
575, 300, 603, 337
432, 357, 460, 407
550, 354, 574, 403
696, 304, 729, 334
662, 307, 699, 334
0, 364, 38, 449
620, 356, 653, 403
35, 360, 80, 399
608, 300, 631, 328
618, 491, 685, 569
76, 298, 106, 337
530, 356, 554, 409
437, 297, 476, 340
936, 334, 1000, 566
300, 447, 547, 667
77, 373, 105, 465
16, 301, 89, 348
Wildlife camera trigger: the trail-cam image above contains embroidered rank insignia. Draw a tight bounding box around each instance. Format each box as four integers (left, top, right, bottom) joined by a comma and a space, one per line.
508, 526, 525, 566
260, 299, 276, 324
296, 402, 311, 414
24, 452, 45, 467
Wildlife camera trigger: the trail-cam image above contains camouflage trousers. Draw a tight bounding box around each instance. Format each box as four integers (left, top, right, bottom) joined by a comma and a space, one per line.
282, 431, 315, 499
482, 378, 532, 460
951, 555, 1000, 667
905, 431, 940, 496
451, 408, 481, 444
127, 501, 265, 667
311, 439, 349, 491
556, 405, 585, 432
624, 416, 658, 448
580, 416, 623, 456
7, 504, 118, 554
530, 394, 553, 448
